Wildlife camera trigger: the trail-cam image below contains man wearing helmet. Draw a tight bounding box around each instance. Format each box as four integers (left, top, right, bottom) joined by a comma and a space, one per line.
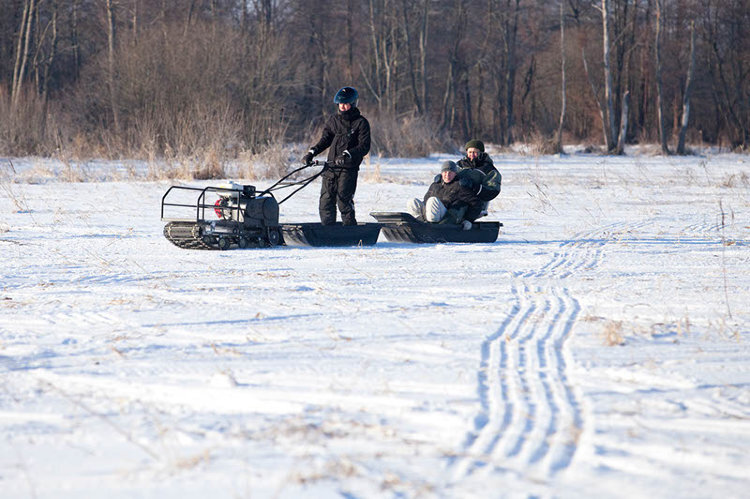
302, 87, 371, 226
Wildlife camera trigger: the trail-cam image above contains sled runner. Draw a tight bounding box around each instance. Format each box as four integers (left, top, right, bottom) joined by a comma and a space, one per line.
370, 212, 501, 244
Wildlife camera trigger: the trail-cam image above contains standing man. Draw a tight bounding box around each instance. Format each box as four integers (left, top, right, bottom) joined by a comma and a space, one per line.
302, 87, 371, 226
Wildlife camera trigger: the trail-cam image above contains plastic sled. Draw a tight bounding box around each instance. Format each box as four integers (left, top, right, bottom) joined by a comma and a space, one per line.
370, 212, 501, 244
281, 222, 381, 247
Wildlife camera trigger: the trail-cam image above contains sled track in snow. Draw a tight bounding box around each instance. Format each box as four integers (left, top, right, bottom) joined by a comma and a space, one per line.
448, 281, 583, 486
518, 220, 653, 280
448, 221, 640, 488
682, 220, 723, 235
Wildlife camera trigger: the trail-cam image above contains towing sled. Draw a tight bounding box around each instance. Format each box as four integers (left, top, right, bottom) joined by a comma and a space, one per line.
370, 212, 502, 244
282, 223, 381, 247
161, 161, 380, 250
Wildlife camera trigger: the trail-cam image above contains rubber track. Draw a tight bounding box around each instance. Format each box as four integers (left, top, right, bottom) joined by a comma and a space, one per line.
163, 221, 216, 250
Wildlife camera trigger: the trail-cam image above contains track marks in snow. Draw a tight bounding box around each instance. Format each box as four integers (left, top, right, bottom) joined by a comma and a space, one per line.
449, 224, 621, 487
517, 222, 627, 280
449, 280, 582, 485
682, 220, 723, 236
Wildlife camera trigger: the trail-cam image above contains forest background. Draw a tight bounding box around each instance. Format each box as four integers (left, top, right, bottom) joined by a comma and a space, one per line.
1, 0, 748, 169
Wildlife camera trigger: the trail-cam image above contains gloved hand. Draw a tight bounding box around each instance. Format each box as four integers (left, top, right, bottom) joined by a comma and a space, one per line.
459, 176, 474, 189
433, 174, 442, 183
335, 150, 353, 167
462, 220, 473, 231
302, 152, 314, 165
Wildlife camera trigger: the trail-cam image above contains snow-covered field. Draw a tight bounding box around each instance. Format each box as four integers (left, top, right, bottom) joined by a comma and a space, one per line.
1, 150, 749, 498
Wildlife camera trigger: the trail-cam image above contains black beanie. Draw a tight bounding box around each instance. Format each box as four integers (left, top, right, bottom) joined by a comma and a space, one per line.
441, 160, 458, 173
464, 139, 485, 152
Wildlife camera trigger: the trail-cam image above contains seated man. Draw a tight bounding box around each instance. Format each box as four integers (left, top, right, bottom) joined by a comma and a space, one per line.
456, 139, 502, 218
407, 161, 480, 230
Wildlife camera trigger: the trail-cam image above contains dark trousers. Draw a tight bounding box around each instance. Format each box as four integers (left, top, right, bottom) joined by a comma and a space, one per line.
319, 168, 358, 225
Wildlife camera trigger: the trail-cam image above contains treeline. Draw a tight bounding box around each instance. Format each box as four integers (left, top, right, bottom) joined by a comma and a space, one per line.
1, 0, 748, 161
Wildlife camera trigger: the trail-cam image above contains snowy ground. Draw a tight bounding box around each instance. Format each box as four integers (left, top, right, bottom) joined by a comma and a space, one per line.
1, 150, 749, 498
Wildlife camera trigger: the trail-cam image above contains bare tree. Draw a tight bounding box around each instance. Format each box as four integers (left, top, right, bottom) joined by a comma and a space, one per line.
418, 0, 431, 115
634, 0, 652, 141
398, 0, 431, 115
104, 0, 120, 134
601, 0, 617, 151
399, 0, 419, 114
38, 0, 60, 115
346, 0, 355, 81
655, 0, 669, 154
440, 0, 467, 131
616, 90, 629, 154
555, 0, 566, 150
363, 0, 401, 113
703, 0, 749, 150
502, 0, 521, 145
11, 0, 37, 113
573, 1, 609, 150
676, 20, 696, 155
71, 0, 82, 80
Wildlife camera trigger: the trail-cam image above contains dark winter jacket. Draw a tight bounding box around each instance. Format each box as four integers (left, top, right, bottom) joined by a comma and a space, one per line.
424, 177, 481, 223
310, 107, 371, 169
457, 152, 502, 202
457, 151, 495, 175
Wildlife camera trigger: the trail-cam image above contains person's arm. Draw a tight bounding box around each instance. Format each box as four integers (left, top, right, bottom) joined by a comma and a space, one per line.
309, 117, 335, 156
458, 168, 484, 195
484, 169, 502, 193
478, 154, 498, 175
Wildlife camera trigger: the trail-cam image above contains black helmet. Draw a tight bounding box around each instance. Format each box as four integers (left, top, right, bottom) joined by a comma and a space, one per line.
333, 86, 358, 106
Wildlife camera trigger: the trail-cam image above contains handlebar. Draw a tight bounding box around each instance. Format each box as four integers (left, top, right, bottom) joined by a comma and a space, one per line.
259, 160, 331, 205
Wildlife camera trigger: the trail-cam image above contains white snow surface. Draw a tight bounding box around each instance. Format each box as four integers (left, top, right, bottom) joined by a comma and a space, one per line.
1, 151, 749, 498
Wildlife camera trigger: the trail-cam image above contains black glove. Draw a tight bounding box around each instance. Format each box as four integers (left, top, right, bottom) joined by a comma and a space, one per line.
334, 155, 347, 167
433, 174, 441, 183
459, 176, 474, 189
302, 152, 314, 165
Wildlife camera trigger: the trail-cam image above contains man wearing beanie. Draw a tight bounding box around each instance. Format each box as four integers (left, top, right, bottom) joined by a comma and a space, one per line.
456, 139, 502, 216
406, 160, 480, 229
464, 139, 485, 154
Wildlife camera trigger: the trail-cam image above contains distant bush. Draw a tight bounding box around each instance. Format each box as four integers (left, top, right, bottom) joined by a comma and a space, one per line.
65, 21, 292, 164
521, 132, 564, 155
368, 111, 453, 158
1, 19, 297, 168
0, 86, 70, 156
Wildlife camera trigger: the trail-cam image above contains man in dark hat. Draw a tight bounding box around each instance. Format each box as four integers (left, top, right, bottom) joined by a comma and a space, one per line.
456, 139, 502, 218
458, 140, 493, 174
302, 86, 371, 226
407, 160, 480, 229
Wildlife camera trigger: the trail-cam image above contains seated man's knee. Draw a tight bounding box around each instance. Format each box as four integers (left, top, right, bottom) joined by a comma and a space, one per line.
424, 197, 447, 222
406, 198, 424, 219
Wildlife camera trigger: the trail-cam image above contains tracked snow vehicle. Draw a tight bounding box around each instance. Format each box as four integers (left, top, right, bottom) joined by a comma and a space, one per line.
162, 183, 282, 250
161, 161, 382, 250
